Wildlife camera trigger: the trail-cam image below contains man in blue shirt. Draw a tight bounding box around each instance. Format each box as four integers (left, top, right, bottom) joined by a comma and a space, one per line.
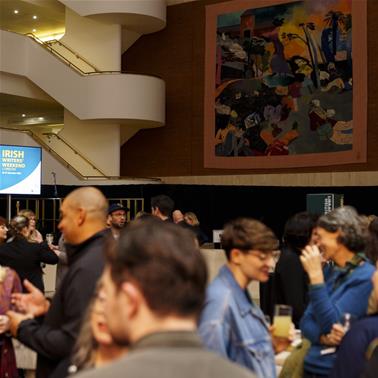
199, 218, 289, 377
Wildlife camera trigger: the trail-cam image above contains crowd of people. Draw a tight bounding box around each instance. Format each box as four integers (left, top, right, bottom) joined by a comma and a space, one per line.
0, 188, 378, 378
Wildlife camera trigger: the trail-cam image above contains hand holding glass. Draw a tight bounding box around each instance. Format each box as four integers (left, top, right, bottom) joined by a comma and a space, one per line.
273, 305, 292, 338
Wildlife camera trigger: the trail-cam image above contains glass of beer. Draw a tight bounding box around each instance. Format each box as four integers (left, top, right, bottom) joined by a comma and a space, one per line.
273, 304, 292, 338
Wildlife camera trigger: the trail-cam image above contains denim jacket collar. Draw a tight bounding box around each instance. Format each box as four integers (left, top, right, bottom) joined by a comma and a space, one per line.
218, 265, 259, 318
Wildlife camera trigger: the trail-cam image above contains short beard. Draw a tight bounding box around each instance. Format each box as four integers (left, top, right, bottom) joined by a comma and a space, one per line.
112, 222, 125, 230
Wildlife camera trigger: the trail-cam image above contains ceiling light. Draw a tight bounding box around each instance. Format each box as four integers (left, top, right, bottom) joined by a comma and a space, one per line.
32, 29, 37, 32
14, 10, 19, 14
33, 15, 38, 20
38, 117, 44, 121
22, 114, 26, 117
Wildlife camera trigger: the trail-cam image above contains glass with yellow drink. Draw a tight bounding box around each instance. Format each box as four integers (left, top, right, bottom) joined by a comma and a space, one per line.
273, 304, 292, 338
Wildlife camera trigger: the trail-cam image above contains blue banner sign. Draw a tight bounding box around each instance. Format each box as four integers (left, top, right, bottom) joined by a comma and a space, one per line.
0, 144, 42, 194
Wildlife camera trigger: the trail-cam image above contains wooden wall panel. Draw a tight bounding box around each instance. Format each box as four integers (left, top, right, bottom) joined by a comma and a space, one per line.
121, 0, 378, 178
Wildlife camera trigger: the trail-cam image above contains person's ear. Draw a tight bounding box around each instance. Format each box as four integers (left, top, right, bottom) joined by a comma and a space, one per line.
121, 282, 141, 318
77, 208, 86, 226
230, 248, 244, 265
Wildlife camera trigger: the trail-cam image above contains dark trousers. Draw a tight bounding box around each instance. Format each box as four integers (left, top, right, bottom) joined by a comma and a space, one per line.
303, 371, 328, 378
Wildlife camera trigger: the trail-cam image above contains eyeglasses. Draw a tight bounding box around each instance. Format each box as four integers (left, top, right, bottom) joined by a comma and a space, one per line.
246, 250, 277, 262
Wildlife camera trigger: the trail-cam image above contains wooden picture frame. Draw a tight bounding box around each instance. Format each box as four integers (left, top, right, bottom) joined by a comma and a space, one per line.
204, 0, 367, 169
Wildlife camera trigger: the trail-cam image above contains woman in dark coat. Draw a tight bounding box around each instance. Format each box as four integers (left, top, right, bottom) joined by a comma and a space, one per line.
0, 215, 58, 293
273, 212, 317, 327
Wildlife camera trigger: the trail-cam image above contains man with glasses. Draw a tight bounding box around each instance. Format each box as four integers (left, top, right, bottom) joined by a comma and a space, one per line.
199, 218, 289, 378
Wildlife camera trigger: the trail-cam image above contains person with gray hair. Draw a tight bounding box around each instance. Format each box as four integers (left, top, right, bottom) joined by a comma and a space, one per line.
298, 206, 375, 378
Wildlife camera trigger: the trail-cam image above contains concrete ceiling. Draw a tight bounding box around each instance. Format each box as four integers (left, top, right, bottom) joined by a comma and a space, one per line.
0, 93, 63, 117
0, 0, 198, 38
0, 93, 63, 128
0, 0, 65, 38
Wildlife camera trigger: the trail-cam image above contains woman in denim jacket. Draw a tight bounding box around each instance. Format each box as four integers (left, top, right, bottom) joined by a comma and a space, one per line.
199, 218, 290, 377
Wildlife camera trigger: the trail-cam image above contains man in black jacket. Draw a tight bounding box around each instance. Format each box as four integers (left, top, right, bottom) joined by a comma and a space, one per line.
7, 187, 110, 378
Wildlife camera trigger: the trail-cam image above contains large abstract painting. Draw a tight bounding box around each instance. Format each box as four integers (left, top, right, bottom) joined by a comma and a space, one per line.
204, 0, 367, 169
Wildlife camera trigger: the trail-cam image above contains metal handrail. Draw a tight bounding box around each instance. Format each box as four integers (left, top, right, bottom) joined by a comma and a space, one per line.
25, 33, 95, 75
44, 38, 101, 72
9, 127, 104, 177
40, 132, 107, 176
23, 32, 162, 79
0, 126, 161, 182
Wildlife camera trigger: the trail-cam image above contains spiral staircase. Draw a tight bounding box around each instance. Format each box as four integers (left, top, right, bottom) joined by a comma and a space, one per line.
0, 0, 167, 179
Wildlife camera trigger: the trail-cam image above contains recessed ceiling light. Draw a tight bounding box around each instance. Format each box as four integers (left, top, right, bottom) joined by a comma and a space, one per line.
14, 10, 19, 14
32, 29, 37, 32
33, 15, 38, 20
38, 117, 44, 121
22, 114, 26, 117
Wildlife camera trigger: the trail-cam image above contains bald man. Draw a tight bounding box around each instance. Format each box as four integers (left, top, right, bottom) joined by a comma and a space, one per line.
7, 187, 111, 378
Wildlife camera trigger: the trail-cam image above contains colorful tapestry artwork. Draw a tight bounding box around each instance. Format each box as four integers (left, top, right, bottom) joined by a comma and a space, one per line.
204, 0, 367, 169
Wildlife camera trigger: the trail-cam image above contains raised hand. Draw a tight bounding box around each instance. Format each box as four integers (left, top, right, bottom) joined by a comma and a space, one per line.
11, 279, 50, 317
0, 315, 10, 334
300, 244, 324, 285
